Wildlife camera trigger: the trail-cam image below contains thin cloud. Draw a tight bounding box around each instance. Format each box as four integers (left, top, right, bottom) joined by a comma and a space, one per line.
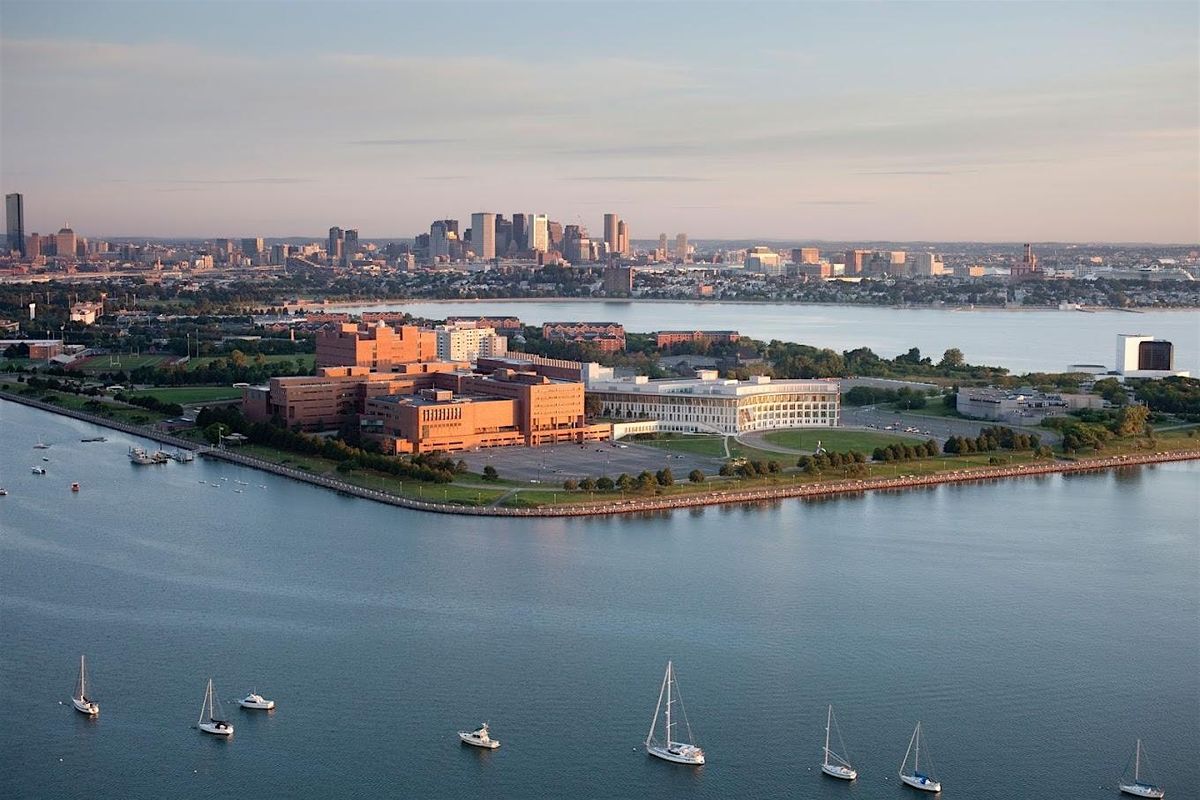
793, 200, 874, 206
351, 138, 465, 146
569, 176, 715, 183
856, 169, 976, 176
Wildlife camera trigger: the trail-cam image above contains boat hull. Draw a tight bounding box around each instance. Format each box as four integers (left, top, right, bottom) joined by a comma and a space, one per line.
71, 698, 99, 716
1120, 784, 1165, 799
647, 744, 705, 765
199, 721, 234, 736
821, 764, 857, 780
458, 732, 500, 749
900, 774, 941, 792
238, 699, 275, 710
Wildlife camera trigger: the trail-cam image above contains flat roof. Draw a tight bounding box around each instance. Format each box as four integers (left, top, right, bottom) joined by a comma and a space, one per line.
588, 376, 839, 398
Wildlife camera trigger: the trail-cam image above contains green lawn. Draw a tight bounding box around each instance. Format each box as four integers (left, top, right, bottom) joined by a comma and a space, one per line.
894, 403, 963, 418
126, 386, 242, 404
71, 354, 168, 375
186, 354, 314, 371
763, 428, 922, 453
634, 434, 728, 458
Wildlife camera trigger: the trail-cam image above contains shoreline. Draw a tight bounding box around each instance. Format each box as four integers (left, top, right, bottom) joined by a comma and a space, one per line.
5, 391, 1197, 518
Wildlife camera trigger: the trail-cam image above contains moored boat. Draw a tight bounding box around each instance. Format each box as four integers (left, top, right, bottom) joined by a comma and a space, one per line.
458, 722, 500, 749
71, 655, 99, 716
197, 678, 233, 736
238, 691, 275, 710
645, 660, 705, 765
128, 446, 155, 465
821, 704, 857, 780
1119, 739, 1165, 798
898, 721, 941, 792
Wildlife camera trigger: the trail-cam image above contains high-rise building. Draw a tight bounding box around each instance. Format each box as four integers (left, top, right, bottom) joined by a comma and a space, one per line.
745, 246, 782, 275
429, 220, 459, 260
512, 213, 529, 251
562, 225, 591, 263
241, 237, 264, 260
26, 232, 41, 259
617, 220, 629, 256
495, 215, 512, 255
1010, 243, 1040, 281
56, 226, 77, 260
658, 233, 668, 259
844, 249, 870, 275
547, 220, 563, 251
792, 247, 820, 264
530, 214, 549, 253
5, 193, 25, 256
471, 212, 496, 259
675, 233, 689, 262
910, 252, 945, 277
328, 227, 344, 262
603, 213, 620, 254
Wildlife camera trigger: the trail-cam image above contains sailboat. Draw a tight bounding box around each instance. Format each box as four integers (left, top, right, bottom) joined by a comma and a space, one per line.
71, 655, 99, 716
1119, 739, 1165, 798
645, 660, 705, 765
821, 704, 857, 780
196, 678, 234, 736
898, 721, 941, 792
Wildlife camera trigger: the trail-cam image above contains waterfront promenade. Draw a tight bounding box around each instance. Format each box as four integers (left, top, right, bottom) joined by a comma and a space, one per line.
5, 390, 1197, 518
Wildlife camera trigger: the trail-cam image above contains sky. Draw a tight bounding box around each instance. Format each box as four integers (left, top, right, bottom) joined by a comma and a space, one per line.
1, 1, 1197, 242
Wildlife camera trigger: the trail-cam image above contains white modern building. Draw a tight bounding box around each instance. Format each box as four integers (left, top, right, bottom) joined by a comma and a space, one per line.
434, 322, 507, 362
1115, 334, 1189, 378
530, 214, 549, 253
745, 246, 783, 275
587, 370, 840, 435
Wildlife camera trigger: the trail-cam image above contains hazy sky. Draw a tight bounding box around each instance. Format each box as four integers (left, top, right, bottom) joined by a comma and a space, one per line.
1, 1, 1197, 242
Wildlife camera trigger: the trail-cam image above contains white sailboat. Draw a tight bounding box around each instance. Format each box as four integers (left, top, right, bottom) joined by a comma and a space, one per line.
196, 678, 234, 736
645, 660, 705, 765
71, 654, 99, 716
821, 704, 857, 780
898, 721, 941, 792
458, 722, 501, 749
1119, 739, 1165, 798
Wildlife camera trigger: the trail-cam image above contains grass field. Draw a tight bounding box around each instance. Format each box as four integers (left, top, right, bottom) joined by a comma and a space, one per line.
635, 434, 727, 458
762, 428, 921, 453
895, 403, 963, 419
126, 386, 242, 404
71, 354, 168, 375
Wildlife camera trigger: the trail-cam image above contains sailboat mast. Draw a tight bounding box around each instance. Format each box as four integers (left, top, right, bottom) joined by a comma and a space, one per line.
1134, 739, 1141, 781
824, 705, 832, 766
915, 722, 921, 773
665, 661, 673, 746
79, 655, 86, 698
648, 664, 668, 747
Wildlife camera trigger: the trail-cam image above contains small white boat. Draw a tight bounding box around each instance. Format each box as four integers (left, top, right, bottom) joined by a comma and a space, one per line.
197, 678, 233, 736
171, 451, 194, 463
899, 721, 941, 792
34, 438, 50, 450
458, 722, 500, 749
31, 466, 46, 475
71, 654, 99, 716
1119, 739, 1165, 798
645, 660, 705, 765
0, 488, 8, 496
238, 691, 275, 710
128, 446, 155, 465
821, 704, 857, 780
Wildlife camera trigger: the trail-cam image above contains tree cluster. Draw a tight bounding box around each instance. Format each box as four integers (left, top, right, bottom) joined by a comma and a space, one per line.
873, 440, 940, 461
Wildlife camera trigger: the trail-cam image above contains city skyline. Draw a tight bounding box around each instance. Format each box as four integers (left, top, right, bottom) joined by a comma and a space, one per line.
1, 1, 1198, 243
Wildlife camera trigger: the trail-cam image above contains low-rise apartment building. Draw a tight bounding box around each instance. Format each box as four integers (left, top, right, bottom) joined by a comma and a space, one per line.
654, 330, 740, 349
587, 371, 840, 435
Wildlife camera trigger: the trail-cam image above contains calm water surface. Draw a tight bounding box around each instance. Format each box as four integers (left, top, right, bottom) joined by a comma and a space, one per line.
337, 300, 1200, 375
2, 400, 1197, 799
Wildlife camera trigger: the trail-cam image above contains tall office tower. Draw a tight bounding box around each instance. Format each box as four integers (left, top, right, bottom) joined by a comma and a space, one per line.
429, 220, 453, 259
530, 214, 549, 252
792, 247, 820, 264
328, 227, 344, 262
241, 237, 264, 260
658, 233, 668, 258
603, 213, 620, 253
616, 220, 629, 256
675, 233, 689, 262
512, 213, 529, 251
844, 249, 870, 275
26, 232, 41, 259
547, 220, 563, 251
470, 212, 496, 259
495, 215, 512, 255
343, 229, 359, 264
56, 225, 77, 260
5, 193, 25, 256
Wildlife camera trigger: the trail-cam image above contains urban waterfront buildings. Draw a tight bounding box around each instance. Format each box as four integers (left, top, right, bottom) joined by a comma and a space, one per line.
470, 212, 496, 259
316, 322, 438, 371
1115, 334, 1189, 378
586, 371, 840, 435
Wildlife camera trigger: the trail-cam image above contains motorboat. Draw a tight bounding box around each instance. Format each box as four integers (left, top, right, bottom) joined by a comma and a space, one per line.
34, 438, 50, 449
458, 722, 500, 749
151, 451, 171, 464
645, 660, 705, 765
898, 722, 941, 792
171, 451, 195, 463
821, 704, 857, 780
1119, 739, 1165, 798
128, 447, 156, 465
238, 691, 275, 710
197, 678, 234, 736
71, 482, 81, 492
81, 436, 107, 443
31, 466, 46, 475
71, 655, 99, 716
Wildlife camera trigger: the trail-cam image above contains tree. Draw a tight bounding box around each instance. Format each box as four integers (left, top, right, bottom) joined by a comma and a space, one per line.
482, 465, 499, 481
1092, 377, 1128, 406
616, 473, 634, 490
596, 476, 615, 491
688, 469, 706, 483
584, 394, 603, 417
938, 348, 965, 369
718, 462, 734, 476
656, 467, 675, 486
636, 470, 656, 491
562, 479, 579, 491
1113, 404, 1149, 436
203, 422, 230, 444
579, 477, 596, 492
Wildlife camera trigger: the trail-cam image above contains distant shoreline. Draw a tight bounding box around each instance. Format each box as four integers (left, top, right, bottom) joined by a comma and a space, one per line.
5, 392, 1196, 519
306, 297, 1200, 314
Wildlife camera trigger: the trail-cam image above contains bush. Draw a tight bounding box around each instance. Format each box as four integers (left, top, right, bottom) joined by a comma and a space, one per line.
596, 476, 615, 491
562, 478, 579, 491
482, 465, 499, 481
688, 469, 705, 483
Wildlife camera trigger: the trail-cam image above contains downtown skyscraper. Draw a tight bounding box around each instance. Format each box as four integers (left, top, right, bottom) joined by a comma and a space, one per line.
470, 212, 496, 259
6, 192, 25, 256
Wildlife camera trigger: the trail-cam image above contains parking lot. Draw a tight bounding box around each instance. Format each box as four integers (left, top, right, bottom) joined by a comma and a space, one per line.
458, 440, 727, 483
